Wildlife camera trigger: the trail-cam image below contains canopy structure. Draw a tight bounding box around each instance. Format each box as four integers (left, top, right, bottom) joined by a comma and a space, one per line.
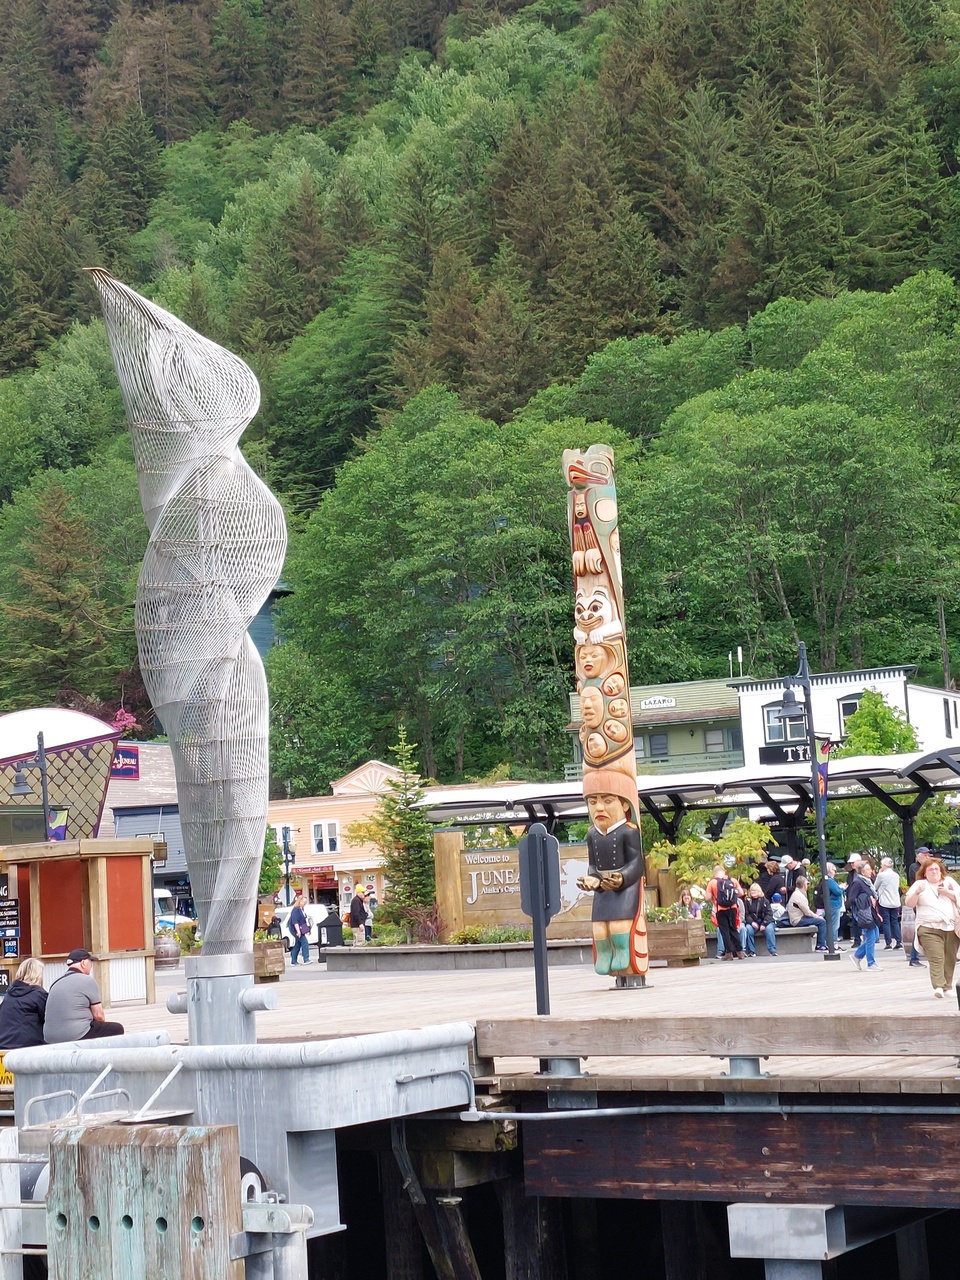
0, 707, 119, 841
421, 746, 960, 860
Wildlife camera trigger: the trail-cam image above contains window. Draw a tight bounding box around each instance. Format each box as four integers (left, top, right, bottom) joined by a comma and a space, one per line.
634, 738, 646, 759
313, 821, 339, 854
945, 699, 953, 740
728, 726, 743, 752
764, 704, 806, 743
838, 694, 862, 733
649, 733, 669, 758
704, 729, 725, 754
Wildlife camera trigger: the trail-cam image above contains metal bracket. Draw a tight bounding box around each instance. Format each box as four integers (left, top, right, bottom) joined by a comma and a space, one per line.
613, 974, 650, 990
547, 1091, 599, 1111
720, 1056, 769, 1078
391, 1120, 426, 1206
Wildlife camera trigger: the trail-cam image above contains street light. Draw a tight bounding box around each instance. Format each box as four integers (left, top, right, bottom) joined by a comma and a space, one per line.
281, 826, 295, 906
771, 643, 840, 961
10, 732, 51, 842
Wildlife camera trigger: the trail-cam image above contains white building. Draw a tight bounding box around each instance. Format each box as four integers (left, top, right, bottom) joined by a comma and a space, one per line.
731, 665, 960, 767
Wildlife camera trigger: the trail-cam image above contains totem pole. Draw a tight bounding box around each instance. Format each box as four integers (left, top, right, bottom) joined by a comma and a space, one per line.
563, 445, 648, 981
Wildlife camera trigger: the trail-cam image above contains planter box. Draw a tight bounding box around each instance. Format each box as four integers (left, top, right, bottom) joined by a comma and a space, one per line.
325, 940, 594, 973
253, 940, 285, 983
647, 918, 706, 966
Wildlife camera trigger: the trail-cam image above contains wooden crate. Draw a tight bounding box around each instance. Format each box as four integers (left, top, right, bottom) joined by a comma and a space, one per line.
253, 939, 285, 983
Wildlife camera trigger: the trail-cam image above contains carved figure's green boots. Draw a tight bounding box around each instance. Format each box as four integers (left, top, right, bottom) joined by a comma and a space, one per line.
610, 931, 631, 972
594, 934, 613, 975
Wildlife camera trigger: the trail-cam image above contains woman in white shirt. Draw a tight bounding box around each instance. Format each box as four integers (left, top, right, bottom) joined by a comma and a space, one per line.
873, 856, 902, 951
904, 860, 960, 998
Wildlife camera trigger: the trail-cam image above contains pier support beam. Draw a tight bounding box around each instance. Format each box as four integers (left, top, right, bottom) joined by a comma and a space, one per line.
660, 1201, 709, 1280
896, 1222, 929, 1280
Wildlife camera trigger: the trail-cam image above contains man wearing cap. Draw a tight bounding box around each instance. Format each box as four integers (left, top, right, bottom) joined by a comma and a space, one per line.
906, 848, 932, 966
43, 950, 125, 1043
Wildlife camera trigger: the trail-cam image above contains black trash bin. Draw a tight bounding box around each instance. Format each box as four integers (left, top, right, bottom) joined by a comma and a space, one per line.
316, 912, 343, 954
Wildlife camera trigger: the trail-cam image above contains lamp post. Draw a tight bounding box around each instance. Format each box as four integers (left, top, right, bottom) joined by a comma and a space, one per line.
773, 643, 839, 961
11, 732, 51, 842
282, 826, 294, 906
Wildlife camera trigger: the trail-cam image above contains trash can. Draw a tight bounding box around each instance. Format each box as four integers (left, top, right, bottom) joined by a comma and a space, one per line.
316, 912, 343, 952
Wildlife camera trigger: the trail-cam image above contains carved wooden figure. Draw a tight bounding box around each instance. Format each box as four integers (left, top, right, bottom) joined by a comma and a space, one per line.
563, 445, 647, 978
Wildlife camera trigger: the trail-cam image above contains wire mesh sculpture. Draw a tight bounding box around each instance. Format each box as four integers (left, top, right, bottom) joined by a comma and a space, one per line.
88, 270, 287, 956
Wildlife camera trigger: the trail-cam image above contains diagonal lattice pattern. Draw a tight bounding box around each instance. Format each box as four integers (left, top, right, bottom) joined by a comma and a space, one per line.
88, 270, 287, 955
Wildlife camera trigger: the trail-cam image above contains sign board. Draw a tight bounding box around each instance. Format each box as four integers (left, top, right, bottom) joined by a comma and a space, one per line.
0, 901, 20, 929
0, 968, 8, 991
639, 696, 677, 710
759, 744, 812, 765
0, 875, 8, 899
111, 746, 140, 780
2, 940, 17, 959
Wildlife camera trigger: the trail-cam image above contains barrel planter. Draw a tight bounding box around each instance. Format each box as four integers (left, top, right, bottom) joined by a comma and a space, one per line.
646, 918, 707, 966
154, 933, 181, 971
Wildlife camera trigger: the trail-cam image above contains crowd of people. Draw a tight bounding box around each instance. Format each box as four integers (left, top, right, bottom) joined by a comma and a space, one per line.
0, 949, 125, 1051
691, 848, 960, 996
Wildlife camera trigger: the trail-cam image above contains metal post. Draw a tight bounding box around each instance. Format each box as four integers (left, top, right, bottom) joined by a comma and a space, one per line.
36, 733, 50, 842
282, 826, 293, 907
794, 644, 838, 961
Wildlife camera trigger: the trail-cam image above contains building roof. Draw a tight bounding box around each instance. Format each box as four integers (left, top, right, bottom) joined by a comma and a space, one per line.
420, 745, 960, 827
728, 665, 918, 694
100, 742, 179, 838
569, 677, 740, 730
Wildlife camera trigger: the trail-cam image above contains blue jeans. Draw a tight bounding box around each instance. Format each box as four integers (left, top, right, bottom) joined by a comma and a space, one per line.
745, 922, 778, 955
855, 924, 880, 967
716, 922, 747, 956
879, 906, 901, 947
794, 914, 827, 948
825, 904, 840, 948
290, 934, 310, 964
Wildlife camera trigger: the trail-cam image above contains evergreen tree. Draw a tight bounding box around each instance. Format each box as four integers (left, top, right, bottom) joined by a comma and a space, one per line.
0, 0, 59, 174
139, 3, 213, 142
43, 0, 112, 109
214, 0, 270, 127
284, 0, 352, 129
0, 480, 117, 707
346, 727, 436, 923
462, 245, 543, 422
390, 243, 479, 399
259, 827, 284, 896
8, 174, 83, 366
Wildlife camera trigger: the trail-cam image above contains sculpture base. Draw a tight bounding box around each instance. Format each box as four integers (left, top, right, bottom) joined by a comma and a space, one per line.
612, 974, 650, 990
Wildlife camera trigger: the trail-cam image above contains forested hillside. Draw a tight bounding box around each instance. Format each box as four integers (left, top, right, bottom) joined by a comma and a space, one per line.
2, 0, 960, 788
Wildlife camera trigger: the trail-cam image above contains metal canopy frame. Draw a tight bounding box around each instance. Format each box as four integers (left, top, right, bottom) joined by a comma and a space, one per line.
420, 746, 960, 840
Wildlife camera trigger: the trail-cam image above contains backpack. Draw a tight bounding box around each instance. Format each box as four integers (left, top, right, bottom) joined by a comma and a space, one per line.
716, 877, 738, 909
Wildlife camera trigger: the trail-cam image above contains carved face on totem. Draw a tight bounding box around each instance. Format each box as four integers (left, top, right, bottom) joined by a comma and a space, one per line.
607, 698, 629, 719
587, 793, 628, 834
575, 587, 617, 636
580, 685, 604, 729
577, 644, 613, 681
602, 673, 625, 697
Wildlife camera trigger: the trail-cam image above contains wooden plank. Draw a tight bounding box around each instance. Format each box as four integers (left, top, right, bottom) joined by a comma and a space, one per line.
475, 1015, 960, 1059
522, 1111, 960, 1207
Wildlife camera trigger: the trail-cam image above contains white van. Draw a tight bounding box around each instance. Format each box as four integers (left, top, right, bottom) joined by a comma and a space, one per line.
154, 889, 195, 931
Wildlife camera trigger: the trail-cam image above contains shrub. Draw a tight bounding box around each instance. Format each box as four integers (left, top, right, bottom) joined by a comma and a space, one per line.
175, 923, 198, 954
449, 925, 533, 945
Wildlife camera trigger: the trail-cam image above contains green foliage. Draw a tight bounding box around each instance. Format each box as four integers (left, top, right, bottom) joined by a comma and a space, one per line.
259, 826, 284, 896
657, 818, 775, 888
448, 924, 533, 944
833, 690, 919, 758
346, 727, 436, 917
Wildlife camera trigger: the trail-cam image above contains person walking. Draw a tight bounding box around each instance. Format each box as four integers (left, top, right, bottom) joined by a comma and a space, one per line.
874, 857, 902, 951
743, 883, 777, 956
786, 876, 828, 950
904, 860, 960, 998
349, 885, 368, 943
847, 865, 881, 971
0, 958, 47, 1050
288, 895, 311, 965
823, 862, 844, 951
43, 950, 124, 1042
845, 854, 864, 947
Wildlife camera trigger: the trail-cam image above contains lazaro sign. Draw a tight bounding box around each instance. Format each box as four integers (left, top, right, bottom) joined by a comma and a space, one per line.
639, 696, 676, 710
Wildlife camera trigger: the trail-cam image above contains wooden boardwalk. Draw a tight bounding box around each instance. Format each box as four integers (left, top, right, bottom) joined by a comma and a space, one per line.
109, 952, 960, 1093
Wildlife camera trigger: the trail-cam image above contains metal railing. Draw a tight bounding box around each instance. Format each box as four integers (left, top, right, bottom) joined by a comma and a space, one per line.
564, 749, 745, 781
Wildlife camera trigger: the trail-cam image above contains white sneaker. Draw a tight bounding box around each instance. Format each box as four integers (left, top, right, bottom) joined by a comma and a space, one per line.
934, 987, 945, 998
849, 953, 862, 971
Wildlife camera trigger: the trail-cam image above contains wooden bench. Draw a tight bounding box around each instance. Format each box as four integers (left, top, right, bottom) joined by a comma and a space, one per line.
474, 1014, 960, 1083
708, 924, 818, 957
